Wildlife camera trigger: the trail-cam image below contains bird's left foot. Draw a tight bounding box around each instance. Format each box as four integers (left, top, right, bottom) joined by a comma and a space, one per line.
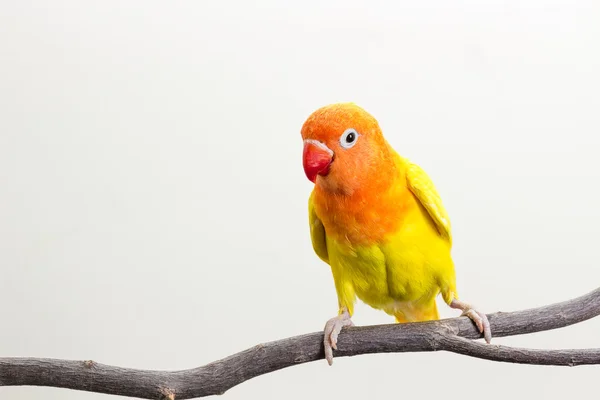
450, 298, 492, 343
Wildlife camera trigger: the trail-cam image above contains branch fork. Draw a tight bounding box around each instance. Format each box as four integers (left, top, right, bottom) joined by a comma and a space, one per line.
1, 287, 599, 399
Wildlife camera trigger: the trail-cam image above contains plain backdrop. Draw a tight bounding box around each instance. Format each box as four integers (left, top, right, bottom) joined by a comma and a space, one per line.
1, 1, 599, 399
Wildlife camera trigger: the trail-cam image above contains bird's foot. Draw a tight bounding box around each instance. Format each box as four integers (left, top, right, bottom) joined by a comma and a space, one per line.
323, 309, 354, 366
450, 298, 492, 343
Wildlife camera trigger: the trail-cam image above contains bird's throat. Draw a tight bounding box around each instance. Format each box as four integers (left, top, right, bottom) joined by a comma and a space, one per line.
312, 175, 415, 246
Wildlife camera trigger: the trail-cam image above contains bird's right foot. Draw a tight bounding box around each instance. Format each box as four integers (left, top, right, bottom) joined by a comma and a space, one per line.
323, 308, 354, 366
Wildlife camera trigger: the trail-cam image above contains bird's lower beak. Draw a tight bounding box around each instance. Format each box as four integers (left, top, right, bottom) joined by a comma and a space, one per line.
303, 140, 333, 183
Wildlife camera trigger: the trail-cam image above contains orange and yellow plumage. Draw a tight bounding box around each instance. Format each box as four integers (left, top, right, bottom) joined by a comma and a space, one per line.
301, 104, 489, 361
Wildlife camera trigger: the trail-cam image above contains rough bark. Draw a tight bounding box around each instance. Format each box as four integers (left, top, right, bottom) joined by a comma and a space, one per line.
1, 287, 599, 399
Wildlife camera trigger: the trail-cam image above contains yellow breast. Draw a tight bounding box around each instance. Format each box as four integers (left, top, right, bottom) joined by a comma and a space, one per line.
324, 194, 454, 319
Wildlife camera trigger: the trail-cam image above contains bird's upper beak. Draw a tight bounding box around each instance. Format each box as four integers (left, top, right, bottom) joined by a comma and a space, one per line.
303, 139, 333, 183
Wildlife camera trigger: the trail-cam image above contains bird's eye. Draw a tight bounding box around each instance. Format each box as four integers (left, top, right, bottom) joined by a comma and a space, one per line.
339, 128, 359, 149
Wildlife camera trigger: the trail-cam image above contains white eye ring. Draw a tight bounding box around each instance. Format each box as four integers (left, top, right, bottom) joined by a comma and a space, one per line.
339, 128, 359, 149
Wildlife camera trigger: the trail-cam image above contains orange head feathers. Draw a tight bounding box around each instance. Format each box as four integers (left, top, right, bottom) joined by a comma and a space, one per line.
301, 103, 396, 195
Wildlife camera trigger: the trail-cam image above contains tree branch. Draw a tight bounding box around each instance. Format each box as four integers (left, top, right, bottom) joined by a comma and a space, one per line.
1, 287, 599, 399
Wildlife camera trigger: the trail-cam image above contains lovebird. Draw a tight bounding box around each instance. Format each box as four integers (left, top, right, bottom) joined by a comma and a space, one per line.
301, 103, 491, 365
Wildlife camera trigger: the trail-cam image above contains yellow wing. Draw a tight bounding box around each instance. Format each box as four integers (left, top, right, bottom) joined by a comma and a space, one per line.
405, 161, 452, 244
308, 191, 329, 264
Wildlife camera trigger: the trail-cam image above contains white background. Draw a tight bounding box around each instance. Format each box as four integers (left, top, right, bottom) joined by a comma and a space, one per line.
1, 1, 599, 399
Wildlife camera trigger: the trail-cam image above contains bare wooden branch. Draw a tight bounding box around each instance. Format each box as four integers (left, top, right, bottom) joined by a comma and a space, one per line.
1, 287, 599, 399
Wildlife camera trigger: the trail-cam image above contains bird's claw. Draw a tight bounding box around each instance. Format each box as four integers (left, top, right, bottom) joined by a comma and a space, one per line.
451, 299, 492, 343
323, 310, 353, 366
461, 308, 491, 343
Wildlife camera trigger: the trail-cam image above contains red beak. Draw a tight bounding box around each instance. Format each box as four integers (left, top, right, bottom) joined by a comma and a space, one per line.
303, 140, 333, 183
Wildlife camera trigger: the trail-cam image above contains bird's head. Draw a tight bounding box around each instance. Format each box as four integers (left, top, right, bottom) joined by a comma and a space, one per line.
300, 103, 391, 194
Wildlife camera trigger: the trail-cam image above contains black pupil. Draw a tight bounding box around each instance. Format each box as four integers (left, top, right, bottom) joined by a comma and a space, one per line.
345, 132, 356, 143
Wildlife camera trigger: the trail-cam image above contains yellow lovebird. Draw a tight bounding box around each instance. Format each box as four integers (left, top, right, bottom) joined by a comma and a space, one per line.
301, 103, 491, 365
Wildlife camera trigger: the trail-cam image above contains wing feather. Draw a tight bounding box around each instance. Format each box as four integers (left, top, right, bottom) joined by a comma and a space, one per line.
405, 161, 452, 244
308, 191, 329, 264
